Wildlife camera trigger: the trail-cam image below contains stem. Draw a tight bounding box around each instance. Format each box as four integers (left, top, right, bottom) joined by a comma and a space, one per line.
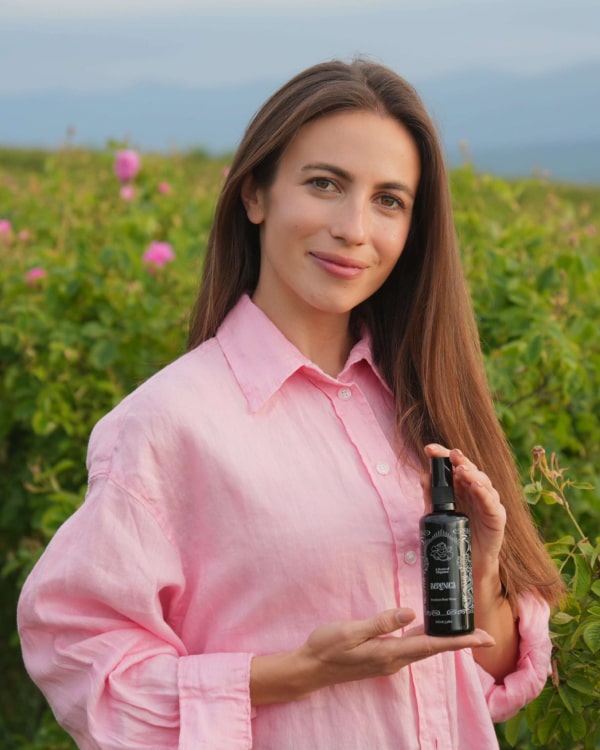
562, 500, 587, 542
533, 449, 588, 541
506, 374, 550, 408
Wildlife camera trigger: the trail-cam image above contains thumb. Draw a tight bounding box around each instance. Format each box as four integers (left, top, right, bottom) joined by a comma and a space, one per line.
357, 608, 416, 639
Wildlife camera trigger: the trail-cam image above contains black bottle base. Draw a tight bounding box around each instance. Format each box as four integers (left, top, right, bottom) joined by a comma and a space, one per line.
425, 619, 475, 637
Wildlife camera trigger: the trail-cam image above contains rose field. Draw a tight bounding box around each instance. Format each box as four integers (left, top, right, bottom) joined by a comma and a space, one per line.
1, 144, 599, 748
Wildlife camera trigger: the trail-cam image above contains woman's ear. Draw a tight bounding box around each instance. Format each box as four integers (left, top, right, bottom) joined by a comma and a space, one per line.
241, 174, 265, 225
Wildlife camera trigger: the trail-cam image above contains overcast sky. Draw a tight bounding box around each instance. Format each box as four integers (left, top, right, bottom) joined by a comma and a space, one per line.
2, 0, 599, 94
2, 0, 499, 15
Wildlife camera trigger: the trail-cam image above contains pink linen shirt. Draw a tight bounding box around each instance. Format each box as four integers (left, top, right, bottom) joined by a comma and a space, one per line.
18, 294, 552, 750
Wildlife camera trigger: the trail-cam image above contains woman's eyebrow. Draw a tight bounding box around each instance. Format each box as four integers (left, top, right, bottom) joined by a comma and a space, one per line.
301, 162, 352, 181
301, 162, 415, 199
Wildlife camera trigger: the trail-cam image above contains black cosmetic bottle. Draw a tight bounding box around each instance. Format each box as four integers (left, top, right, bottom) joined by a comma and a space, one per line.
420, 456, 474, 635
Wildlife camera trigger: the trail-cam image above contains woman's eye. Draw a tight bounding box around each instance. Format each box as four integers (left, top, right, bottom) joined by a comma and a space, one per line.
311, 178, 336, 191
379, 194, 403, 209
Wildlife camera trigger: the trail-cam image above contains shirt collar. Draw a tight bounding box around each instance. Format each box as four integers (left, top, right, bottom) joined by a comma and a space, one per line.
216, 295, 391, 412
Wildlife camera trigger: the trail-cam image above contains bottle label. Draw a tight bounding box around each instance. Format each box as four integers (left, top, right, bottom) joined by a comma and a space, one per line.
420, 524, 474, 630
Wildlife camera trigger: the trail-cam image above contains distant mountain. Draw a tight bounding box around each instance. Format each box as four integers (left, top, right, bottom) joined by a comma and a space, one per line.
416, 64, 600, 183
0, 80, 275, 155
1, 65, 599, 183
460, 139, 600, 185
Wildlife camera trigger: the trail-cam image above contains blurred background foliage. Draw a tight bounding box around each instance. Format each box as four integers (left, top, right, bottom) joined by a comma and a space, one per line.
1, 145, 598, 748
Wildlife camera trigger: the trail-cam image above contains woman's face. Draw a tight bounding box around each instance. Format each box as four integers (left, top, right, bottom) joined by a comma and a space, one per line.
243, 109, 421, 328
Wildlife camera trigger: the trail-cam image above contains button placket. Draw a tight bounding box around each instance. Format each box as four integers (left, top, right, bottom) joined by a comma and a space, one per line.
328, 379, 406, 610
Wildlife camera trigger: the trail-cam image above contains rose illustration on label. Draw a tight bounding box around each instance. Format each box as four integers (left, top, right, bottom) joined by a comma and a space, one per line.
430, 541, 453, 562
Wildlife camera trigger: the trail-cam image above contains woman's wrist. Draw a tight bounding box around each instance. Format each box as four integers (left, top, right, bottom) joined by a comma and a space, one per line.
250, 647, 318, 706
473, 563, 505, 605
471, 568, 520, 681
475, 572, 503, 597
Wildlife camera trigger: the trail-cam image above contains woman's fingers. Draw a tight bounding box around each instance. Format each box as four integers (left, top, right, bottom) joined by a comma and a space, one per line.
423, 444, 504, 519
422, 444, 506, 575
354, 608, 416, 640
451, 450, 496, 497
400, 628, 496, 660
303, 609, 496, 688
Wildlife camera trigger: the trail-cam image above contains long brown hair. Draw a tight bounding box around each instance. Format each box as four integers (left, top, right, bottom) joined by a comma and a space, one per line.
188, 59, 564, 606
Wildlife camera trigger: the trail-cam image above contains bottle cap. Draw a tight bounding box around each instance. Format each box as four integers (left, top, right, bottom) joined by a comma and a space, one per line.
431, 456, 455, 508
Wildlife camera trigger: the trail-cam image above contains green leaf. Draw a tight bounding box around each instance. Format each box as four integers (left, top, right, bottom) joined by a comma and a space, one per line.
88, 338, 117, 369
525, 334, 544, 364
524, 482, 541, 496
583, 621, 600, 653
503, 713, 524, 746
546, 537, 576, 557
31, 409, 57, 436
552, 611, 575, 625
548, 536, 576, 547
536, 711, 561, 745
577, 540, 595, 558
558, 684, 581, 714
542, 490, 564, 506
536, 266, 557, 291
573, 554, 592, 599
567, 675, 596, 696
566, 711, 587, 741
81, 321, 107, 338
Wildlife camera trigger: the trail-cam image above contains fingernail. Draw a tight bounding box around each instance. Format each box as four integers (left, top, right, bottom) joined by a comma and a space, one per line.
396, 609, 415, 625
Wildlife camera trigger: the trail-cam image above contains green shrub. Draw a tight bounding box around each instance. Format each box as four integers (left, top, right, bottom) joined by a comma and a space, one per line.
498, 448, 600, 749
1, 147, 598, 748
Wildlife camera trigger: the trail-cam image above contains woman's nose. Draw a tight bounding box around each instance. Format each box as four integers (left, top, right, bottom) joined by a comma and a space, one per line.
330, 198, 369, 245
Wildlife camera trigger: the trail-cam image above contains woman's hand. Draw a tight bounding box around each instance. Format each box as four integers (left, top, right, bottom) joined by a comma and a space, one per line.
300, 607, 494, 687
250, 608, 494, 705
423, 443, 506, 583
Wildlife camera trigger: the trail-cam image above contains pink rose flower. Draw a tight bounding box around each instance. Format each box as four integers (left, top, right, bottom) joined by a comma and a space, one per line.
25, 267, 47, 286
120, 184, 136, 201
0, 219, 12, 235
114, 150, 141, 182
157, 181, 172, 195
143, 241, 175, 269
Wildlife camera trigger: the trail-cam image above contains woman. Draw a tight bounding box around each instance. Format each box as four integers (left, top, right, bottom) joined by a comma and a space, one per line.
18, 59, 563, 749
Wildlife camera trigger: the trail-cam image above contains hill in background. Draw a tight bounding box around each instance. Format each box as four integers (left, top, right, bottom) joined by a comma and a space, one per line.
1, 64, 599, 184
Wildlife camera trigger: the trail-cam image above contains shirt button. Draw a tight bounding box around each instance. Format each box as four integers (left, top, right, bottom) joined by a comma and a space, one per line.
404, 550, 418, 565
376, 462, 390, 475
338, 387, 352, 400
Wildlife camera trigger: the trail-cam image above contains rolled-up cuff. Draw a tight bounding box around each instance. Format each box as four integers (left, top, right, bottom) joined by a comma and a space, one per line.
478, 591, 552, 723
178, 652, 254, 749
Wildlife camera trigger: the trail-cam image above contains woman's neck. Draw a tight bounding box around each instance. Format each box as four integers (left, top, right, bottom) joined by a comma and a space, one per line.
291, 319, 355, 378
251, 294, 355, 378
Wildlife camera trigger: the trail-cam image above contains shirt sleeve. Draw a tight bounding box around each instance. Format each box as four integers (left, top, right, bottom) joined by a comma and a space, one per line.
476, 590, 552, 723
17, 475, 254, 750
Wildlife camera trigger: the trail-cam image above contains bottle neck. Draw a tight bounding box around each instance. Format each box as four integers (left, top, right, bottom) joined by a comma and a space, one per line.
431, 485, 455, 509
432, 502, 456, 512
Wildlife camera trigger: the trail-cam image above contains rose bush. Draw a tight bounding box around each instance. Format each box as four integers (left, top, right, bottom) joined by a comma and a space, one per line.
1, 146, 598, 749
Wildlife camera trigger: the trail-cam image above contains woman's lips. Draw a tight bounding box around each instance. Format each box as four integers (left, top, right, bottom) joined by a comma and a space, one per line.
309, 252, 368, 279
